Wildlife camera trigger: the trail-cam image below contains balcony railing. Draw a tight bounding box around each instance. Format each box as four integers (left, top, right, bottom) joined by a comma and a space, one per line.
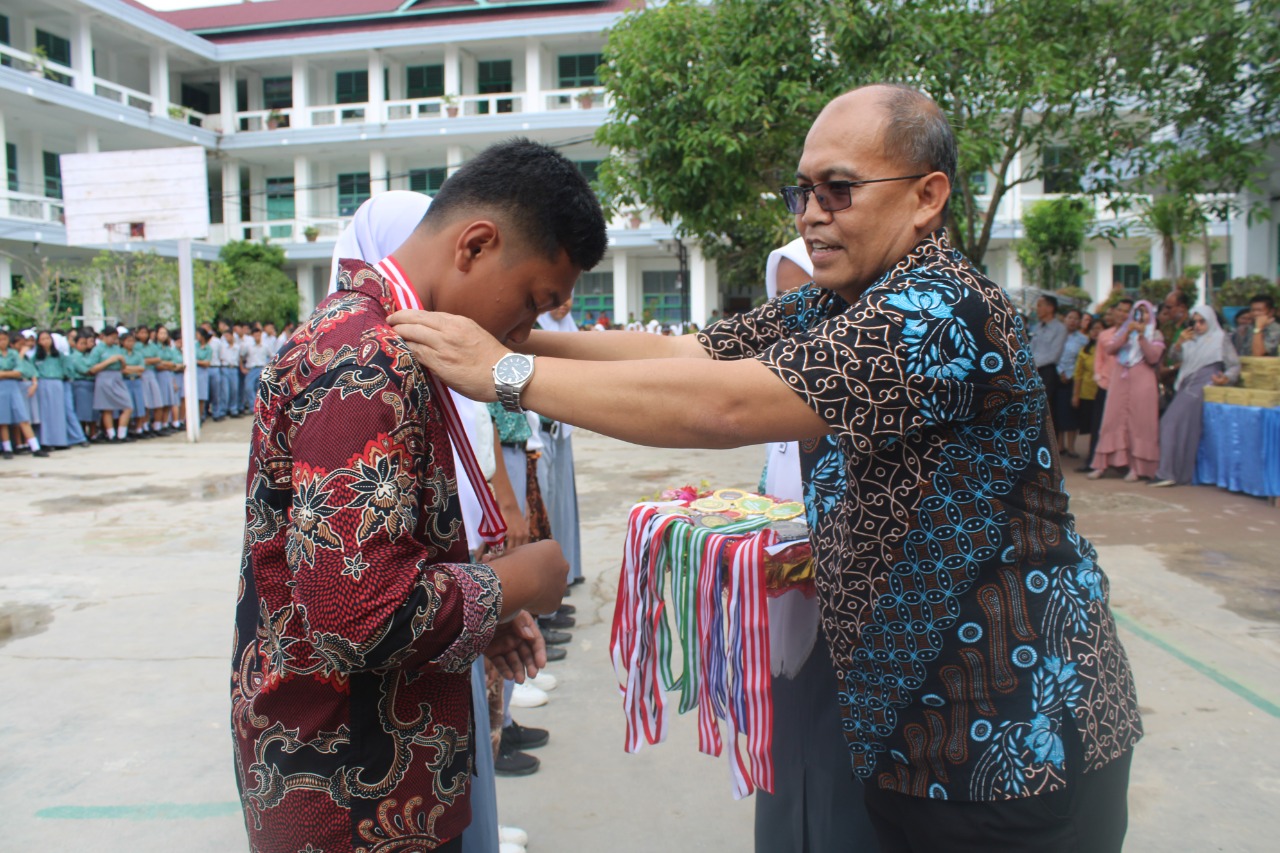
1, 190, 66, 224
94, 77, 154, 112
0, 43, 77, 87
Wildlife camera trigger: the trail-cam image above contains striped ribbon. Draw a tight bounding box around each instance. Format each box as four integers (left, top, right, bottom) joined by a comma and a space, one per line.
610, 502, 781, 797
376, 255, 507, 549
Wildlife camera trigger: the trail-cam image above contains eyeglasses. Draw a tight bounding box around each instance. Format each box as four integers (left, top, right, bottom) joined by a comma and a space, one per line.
780, 174, 929, 214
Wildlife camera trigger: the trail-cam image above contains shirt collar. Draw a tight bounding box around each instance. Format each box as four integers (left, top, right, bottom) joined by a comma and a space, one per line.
336, 256, 422, 316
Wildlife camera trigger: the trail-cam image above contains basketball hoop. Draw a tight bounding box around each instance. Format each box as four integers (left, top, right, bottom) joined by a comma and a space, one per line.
104, 221, 147, 242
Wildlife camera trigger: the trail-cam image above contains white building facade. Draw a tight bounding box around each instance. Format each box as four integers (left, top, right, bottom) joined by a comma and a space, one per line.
0, 0, 1275, 327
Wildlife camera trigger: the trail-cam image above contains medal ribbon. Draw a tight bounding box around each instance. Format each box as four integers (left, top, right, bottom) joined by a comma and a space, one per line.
377, 256, 507, 549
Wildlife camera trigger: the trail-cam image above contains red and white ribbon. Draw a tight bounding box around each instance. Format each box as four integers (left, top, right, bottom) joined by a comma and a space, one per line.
377, 255, 507, 549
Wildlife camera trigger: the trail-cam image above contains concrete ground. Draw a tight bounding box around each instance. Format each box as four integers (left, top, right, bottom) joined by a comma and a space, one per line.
1, 419, 1278, 852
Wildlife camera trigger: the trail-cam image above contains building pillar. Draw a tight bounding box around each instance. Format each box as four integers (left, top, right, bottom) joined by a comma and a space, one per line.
290, 57, 310, 128
76, 127, 99, 154
82, 278, 104, 330
0, 108, 8, 194
71, 15, 93, 95
689, 243, 718, 325
611, 251, 630, 325
369, 150, 388, 195
367, 51, 385, 123
1149, 236, 1167, 280
149, 47, 170, 116
1229, 191, 1272, 279
525, 39, 543, 113
24, 129, 43, 199
446, 145, 465, 177
0, 256, 12, 300
444, 45, 461, 98
293, 155, 311, 228
219, 64, 237, 135
221, 160, 242, 233
297, 264, 317, 317
1085, 241, 1113, 310
1002, 248, 1023, 293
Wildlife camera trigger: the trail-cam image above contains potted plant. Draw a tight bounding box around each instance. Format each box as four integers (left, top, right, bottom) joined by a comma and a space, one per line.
303, 225, 320, 243
628, 210, 643, 229
442, 93, 459, 118
266, 108, 284, 130
575, 90, 598, 110
168, 104, 190, 121
29, 44, 48, 78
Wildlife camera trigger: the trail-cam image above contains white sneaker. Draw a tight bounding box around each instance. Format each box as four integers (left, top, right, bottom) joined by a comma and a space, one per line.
510, 682, 548, 708
529, 671, 558, 692
499, 843, 525, 853
499, 825, 529, 846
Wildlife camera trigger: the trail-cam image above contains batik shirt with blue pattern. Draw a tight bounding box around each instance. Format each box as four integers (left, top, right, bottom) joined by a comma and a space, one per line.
698, 229, 1141, 802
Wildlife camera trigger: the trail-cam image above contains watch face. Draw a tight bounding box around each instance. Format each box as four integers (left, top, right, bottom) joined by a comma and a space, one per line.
495, 355, 532, 384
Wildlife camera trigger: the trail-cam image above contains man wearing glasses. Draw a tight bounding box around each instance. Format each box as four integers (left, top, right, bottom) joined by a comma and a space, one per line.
392, 84, 1142, 853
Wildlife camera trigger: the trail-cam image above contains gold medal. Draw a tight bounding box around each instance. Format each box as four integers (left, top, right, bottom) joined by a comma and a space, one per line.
691, 497, 729, 513
765, 501, 805, 521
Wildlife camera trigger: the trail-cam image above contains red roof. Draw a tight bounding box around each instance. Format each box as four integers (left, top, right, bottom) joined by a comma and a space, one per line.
142, 0, 633, 39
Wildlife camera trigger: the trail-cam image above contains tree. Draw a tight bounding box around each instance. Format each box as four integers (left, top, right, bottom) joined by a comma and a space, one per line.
1135, 194, 1203, 281
1016, 198, 1092, 291
91, 250, 178, 328
597, 0, 1278, 291
0, 256, 82, 330
218, 241, 299, 328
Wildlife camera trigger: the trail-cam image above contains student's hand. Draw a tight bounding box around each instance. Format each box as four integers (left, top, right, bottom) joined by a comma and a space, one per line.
389, 310, 507, 402
1072, 394, 1080, 408
27, 381, 37, 397
500, 504, 531, 549
484, 610, 546, 683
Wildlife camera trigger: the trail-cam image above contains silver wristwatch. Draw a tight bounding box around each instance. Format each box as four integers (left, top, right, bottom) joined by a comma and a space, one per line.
492, 352, 536, 412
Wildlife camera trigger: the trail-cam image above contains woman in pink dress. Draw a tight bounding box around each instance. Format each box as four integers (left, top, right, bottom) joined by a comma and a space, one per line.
1089, 300, 1165, 481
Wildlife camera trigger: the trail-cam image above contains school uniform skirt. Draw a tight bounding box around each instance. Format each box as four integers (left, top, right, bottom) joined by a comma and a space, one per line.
127, 378, 147, 418
23, 380, 39, 424
141, 369, 164, 410
93, 370, 133, 412
172, 371, 184, 401
0, 378, 31, 424
196, 367, 210, 402
73, 379, 96, 422
34, 377, 69, 447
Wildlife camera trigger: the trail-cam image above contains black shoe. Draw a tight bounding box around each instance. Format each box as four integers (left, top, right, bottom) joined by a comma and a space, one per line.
32, 448, 50, 458
540, 627, 572, 646
124, 434, 137, 442
502, 721, 549, 751
1075, 464, 1092, 473
557, 603, 576, 616
2, 449, 12, 460
540, 612, 576, 630
52, 445, 69, 451
544, 646, 566, 662
569, 576, 586, 586
494, 742, 540, 777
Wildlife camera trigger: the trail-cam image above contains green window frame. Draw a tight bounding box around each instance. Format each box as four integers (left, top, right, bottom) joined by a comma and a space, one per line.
968, 170, 988, 195
266, 177, 295, 239
477, 60, 513, 114
43, 151, 62, 199
409, 168, 447, 195
574, 160, 602, 186
406, 65, 444, 100
6, 142, 17, 193
575, 271, 614, 321
1111, 264, 1143, 292
263, 76, 292, 110
35, 29, 72, 85
642, 270, 685, 324
336, 70, 369, 104
557, 53, 602, 89
1042, 145, 1079, 195
338, 172, 371, 217
0, 15, 11, 68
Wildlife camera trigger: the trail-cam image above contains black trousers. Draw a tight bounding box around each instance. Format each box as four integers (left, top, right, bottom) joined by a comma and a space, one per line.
862, 750, 1133, 853
1087, 388, 1108, 466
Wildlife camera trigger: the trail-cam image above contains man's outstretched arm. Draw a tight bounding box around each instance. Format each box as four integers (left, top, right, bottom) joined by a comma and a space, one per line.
515, 328, 708, 362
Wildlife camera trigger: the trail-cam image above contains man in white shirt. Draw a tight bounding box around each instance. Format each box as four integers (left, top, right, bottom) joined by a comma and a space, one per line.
240, 325, 274, 412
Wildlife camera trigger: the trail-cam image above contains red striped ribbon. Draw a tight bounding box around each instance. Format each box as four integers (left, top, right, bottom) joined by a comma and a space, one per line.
376, 255, 507, 549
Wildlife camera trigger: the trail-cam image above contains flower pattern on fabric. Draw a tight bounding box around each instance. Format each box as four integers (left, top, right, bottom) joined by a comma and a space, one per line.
698, 229, 1141, 802
231, 259, 502, 852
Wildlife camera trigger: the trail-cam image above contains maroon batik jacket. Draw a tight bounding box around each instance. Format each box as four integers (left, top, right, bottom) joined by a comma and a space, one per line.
231, 259, 502, 852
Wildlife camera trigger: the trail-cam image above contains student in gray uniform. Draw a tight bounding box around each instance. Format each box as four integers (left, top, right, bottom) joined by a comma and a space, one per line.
0, 329, 49, 458
88, 327, 134, 442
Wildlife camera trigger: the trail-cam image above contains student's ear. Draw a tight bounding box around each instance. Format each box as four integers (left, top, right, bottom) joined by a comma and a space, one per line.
455, 221, 500, 272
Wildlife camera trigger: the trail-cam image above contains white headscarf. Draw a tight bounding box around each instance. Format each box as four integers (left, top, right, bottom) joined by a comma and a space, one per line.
1118, 299, 1158, 368
537, 308, 579, 333
762, 236, 817, 680
1175, 304, 1233, 390
328, 191, 432, 294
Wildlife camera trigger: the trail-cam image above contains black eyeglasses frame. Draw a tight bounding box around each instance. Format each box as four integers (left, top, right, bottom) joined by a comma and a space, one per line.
780, 174, 930, 214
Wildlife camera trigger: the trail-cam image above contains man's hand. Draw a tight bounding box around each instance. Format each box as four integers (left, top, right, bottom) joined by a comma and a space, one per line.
389, 310, 508, 401
1211, 373, 1230, 386
485, 610, 546, 683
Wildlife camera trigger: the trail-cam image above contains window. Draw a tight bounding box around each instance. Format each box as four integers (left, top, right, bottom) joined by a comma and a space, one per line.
968, 170, 988, 195
266, 177, 295, 239
558, 54, 603, 89
574, 160, 602, 186
336, 70, 369, 104
575, 271, 614, 321
43, 151, 62, 199
1111, 264, 1143, 292
0, 15, 10, 68
337, 172, 370, 217
1041, 145, 1079, 195
181, 83, 212, 115
406, 65, 444, 99
477, 59, 513, 114
409, 168, 447, 195
35, 29, 72, 85
263, 77, 292, 110
642, 270, 685, 324
6, 142, 16, 193
1211, 263, 1229, 291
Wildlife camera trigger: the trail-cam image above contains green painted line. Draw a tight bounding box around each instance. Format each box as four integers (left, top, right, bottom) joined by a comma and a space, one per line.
1113, 609, 1280, 719
36, 802, 241, 821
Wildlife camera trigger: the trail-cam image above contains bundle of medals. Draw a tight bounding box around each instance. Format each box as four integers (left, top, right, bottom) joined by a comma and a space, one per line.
610, 487, 813, 798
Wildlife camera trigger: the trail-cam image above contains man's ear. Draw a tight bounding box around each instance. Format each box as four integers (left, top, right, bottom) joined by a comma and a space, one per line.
454, 220, 500, 272
913, 172, 951, 230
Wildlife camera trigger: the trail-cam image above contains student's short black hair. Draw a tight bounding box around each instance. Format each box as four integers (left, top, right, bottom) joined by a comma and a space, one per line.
1039, 294, 1059, 312
422, 138, 607, 272
1250, 294, 1275, 311
1169, 289, 1191, 309
1115, 297, 1135, 308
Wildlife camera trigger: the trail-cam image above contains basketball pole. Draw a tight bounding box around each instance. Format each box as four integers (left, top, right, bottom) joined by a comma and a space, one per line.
178, 237, 201, 443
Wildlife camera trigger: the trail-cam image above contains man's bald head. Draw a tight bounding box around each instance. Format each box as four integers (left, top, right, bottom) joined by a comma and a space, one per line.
821, 85, 957, 196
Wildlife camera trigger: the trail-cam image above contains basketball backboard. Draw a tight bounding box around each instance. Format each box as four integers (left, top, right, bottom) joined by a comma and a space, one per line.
60, 147, 209, 248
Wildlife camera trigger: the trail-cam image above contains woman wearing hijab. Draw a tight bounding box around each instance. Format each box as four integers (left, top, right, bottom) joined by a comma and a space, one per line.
1151, 305, 1240, 487
753, 238, 877, 853
1089, 299, 1165, 481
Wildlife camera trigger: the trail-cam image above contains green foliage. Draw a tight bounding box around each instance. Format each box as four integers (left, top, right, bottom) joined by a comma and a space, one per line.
0, 257, 81, 330
1056, 286, 1092, 307
1214, 276, 1280, 312
218, 241, 299, 328
90, 250, 179, 328
1016, 198, 1091, 291
597, 0, 1278, 294
1136, 195, 1204, 278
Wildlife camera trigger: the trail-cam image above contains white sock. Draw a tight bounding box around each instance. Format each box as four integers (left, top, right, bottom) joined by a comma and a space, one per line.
2, 440, 12, 452
116, 426, 128, 440
28, 437, 40, 451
